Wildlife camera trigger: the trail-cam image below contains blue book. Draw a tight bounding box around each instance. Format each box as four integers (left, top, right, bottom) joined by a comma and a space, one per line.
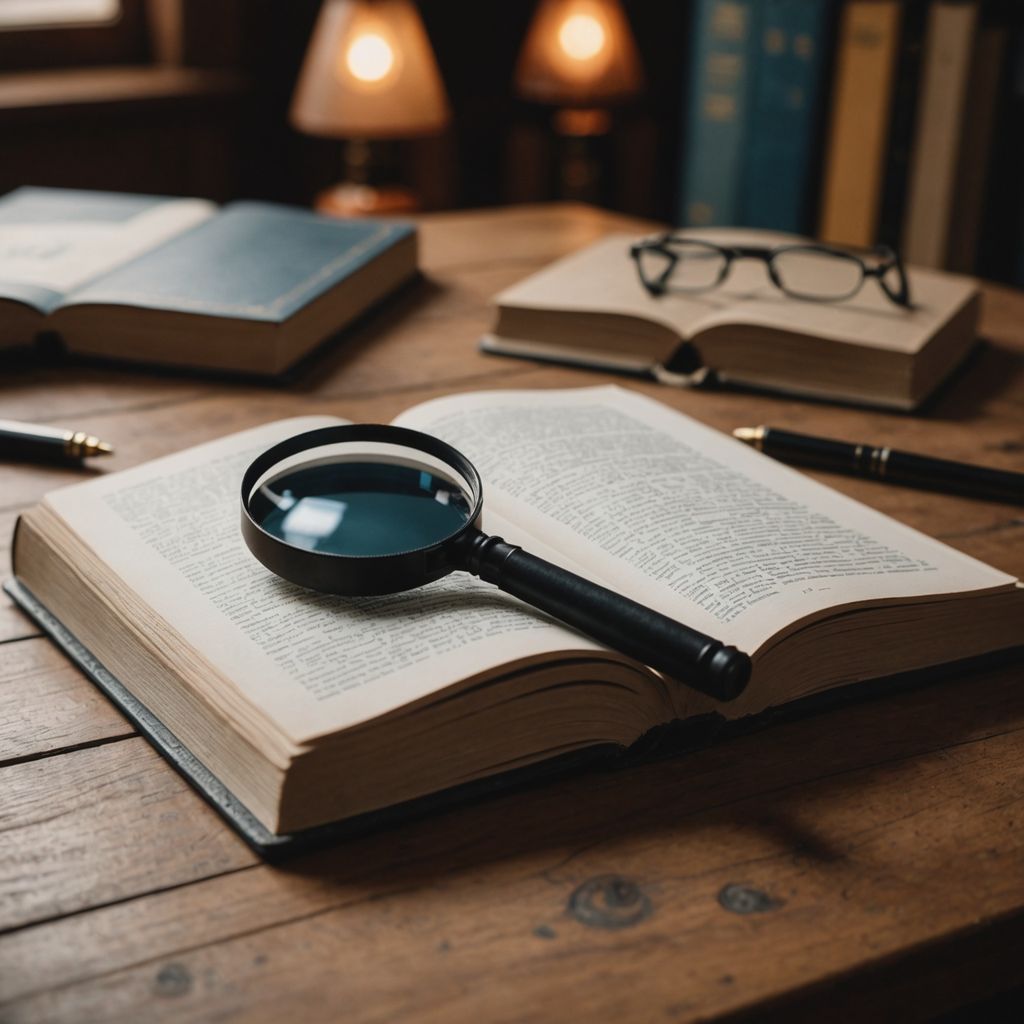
678, 0, 760, 227
0, 187, 417, 376
740, 0, 834, 232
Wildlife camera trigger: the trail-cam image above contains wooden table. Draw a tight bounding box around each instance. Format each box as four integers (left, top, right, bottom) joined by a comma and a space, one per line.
1, 205, 1022, 1022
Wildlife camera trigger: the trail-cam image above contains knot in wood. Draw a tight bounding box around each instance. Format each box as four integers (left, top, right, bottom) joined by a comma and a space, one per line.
718, 883, 783, 915
568, 874, 652, 929
153, 962, 193, 997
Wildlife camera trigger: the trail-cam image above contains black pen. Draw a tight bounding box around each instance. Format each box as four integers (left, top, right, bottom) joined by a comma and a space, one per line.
733, 425, 1024, 505
0, 419, 114, 461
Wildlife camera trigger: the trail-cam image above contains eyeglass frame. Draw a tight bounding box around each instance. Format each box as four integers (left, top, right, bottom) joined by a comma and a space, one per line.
629, 234, 913, 308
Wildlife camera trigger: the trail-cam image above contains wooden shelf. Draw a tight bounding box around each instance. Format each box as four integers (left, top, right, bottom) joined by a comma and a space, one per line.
0, 65, 246, 118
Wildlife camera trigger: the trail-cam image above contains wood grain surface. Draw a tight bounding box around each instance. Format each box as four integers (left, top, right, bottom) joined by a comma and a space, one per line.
0, 204, 1022, 1022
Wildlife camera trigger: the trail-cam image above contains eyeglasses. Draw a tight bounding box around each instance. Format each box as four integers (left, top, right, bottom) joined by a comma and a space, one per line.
629, 235, 912, 308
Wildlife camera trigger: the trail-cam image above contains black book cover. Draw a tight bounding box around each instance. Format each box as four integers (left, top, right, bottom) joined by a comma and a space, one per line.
876, 0, 930, 248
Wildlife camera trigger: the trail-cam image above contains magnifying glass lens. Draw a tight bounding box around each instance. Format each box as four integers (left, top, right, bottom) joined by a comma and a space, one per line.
249, 458, 474, 557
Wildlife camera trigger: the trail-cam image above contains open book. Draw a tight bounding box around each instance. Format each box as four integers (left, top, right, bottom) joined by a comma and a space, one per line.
0, 187, 416, 375
482, 230, 981, 410
9, 387, 1022, 849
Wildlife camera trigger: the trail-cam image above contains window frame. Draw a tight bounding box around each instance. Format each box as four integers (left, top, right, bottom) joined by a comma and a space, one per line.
0, 0, 149, 70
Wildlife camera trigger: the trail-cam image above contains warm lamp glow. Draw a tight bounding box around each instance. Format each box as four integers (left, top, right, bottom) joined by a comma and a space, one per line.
558, 14, 606, 61
344, 32, 395, 83
516, 0, 643, 106
291, 0, 450, 139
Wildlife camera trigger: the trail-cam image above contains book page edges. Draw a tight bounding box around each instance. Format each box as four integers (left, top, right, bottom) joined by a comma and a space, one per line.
11, 508, 291, 831
490, 279, 979, 408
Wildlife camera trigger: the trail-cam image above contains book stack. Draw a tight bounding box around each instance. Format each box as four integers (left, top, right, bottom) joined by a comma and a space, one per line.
677, 0, 1024, 285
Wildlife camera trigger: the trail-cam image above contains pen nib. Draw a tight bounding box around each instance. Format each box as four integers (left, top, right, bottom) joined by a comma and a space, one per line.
66, 431, 115, 458
732, 426, 766, 450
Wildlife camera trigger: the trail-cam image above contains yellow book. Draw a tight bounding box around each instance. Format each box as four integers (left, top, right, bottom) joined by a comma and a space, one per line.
818, 1, 903, 247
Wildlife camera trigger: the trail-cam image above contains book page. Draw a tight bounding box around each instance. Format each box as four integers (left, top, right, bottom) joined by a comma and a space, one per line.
394, 386, 1015, 652
42, 419, 599, 743
0, 196, 214, 307
496, 234, 711, 343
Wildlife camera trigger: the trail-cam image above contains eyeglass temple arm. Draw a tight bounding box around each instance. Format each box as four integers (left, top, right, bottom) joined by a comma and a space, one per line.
866, 247, 913, 307
632, 242, 677, 295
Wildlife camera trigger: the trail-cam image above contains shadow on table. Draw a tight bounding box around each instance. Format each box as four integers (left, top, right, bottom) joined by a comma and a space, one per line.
919, 338, 1024, 422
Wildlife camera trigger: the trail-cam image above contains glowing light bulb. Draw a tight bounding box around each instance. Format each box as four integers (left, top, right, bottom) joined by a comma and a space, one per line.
558, 13, 606, 61
345, 32, 395, 82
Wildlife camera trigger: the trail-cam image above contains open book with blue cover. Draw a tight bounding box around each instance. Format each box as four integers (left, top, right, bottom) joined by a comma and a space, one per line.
0, 187, 416, 376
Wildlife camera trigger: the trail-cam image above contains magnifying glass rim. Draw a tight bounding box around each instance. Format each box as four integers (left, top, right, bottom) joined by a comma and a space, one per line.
240, 423, 484, 566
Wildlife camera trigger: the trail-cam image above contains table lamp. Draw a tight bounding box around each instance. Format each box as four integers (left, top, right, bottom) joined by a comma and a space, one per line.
290, 0, 450, 215
515, 0, 643, 200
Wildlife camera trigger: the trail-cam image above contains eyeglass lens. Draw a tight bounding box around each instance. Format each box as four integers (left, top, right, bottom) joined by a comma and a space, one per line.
639, 241, 726, 291
770, 247, 863, 300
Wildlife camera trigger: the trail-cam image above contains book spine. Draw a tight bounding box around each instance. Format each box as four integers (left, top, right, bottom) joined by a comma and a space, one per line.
678, 0, 759, 227
974, 19, 1024, 284
946, 9, 1011, 272
901, 1, 980, 268
817, 0, 903, 248
876, 0, 930, 249
1011, 28, 1024, 287
739, 0, 834, 233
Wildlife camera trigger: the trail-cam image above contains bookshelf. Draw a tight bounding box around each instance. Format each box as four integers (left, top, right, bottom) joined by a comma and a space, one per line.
675, 0, 1024, 286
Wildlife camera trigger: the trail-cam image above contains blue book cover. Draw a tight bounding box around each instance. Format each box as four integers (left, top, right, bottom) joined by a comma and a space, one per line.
740, 0, 834, 232
678, 0, 760, 227
67, 201, 414, 323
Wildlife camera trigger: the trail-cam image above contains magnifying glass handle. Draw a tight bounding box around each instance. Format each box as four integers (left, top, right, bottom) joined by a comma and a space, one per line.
459, 532, 751, 702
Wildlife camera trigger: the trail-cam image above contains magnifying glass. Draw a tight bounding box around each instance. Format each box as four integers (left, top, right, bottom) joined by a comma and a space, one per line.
240, 424, 751, 702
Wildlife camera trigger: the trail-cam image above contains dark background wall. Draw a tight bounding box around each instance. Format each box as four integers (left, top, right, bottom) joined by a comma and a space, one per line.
0, 0, 691, 223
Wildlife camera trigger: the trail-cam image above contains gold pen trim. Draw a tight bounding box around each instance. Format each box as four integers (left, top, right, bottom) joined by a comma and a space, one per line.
732, 426, 766, 452
64, 431, 114, 459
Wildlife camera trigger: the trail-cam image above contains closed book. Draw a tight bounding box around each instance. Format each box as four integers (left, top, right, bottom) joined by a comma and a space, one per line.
481, 230, 981, 411
0, 187, 417, 376
975, 22, 1024, 285
902, 1, 980, 268
876, 0, 931, 248
679, 0, 759, 227
818, 0, 903, 248
740, 0, 835, 234
946, 9, 1011, 272
9, 386, 1022, 852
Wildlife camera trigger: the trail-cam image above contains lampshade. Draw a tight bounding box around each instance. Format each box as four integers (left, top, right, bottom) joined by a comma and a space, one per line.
291, 0, 450, 139
515, 0, 644, 107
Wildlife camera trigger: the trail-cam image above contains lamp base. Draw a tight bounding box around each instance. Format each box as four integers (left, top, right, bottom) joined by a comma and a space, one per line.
315, 183, 420, 218
553, 107, 611, 137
